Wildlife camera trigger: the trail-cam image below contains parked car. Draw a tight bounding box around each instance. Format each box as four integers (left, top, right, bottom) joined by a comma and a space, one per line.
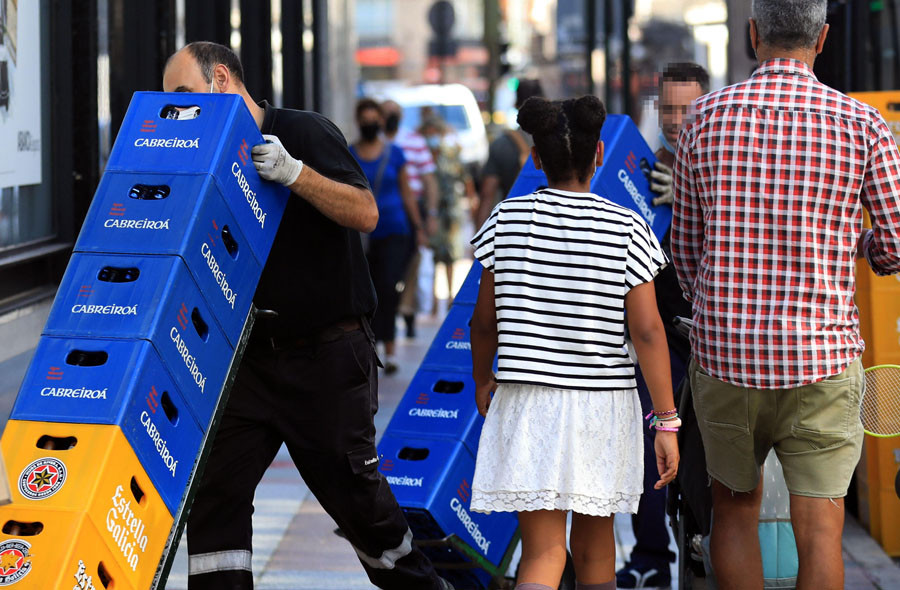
377, 83, 489, 168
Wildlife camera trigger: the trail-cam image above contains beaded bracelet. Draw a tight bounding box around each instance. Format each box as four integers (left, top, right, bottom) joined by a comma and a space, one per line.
645, 411, 682, 432
652, 408, 677, 417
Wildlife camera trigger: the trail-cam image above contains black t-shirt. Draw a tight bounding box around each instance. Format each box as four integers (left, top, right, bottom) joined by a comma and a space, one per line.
252, 101, 377, 338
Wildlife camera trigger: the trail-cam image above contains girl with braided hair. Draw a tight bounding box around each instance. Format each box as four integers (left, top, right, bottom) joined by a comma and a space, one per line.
469, 96, 680, 590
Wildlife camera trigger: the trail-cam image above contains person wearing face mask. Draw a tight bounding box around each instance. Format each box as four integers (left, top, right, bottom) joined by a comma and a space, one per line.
616, 62, 709, 590
382, 100, 439, 338
350, 98, 426, 374
419, 114, 472, 313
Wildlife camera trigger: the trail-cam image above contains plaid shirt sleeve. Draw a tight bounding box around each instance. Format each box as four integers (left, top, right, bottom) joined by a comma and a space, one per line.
671, 125, 702, 302
861, 112, 900, 276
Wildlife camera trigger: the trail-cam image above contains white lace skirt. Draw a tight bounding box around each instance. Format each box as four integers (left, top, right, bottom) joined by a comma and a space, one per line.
470, 383, 644, 517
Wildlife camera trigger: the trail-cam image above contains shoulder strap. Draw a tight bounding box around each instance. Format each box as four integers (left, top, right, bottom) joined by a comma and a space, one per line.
372, 142, 393, 198
505, 129, 530, 168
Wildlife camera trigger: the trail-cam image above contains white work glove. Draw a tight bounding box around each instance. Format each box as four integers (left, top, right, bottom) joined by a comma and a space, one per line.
650, 161, 674, 206
251, 134, 304, 186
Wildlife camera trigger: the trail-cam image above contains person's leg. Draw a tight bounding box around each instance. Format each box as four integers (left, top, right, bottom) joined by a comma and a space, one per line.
187, 355, 284, 589
773, 360, 865, 590
276, 329, 446, 589
516, 510, 569, 587
381, 233, 413, 371
790, 495, 845, 590
709, 479, 764, 590
570, 512, 616, 585
445, 258, 455, 306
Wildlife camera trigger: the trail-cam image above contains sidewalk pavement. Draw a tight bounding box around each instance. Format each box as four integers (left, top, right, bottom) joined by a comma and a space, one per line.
0, 263, 897, 589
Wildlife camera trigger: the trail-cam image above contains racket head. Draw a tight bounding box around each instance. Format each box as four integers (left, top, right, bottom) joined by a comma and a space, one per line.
862, 365, 900, 438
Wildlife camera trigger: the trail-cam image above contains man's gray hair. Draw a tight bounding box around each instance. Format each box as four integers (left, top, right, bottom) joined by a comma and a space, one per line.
752, 0, 827, 50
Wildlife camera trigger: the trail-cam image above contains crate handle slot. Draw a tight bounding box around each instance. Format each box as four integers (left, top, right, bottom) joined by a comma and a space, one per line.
432, 380, 464, 394
128, 183, 170, 200
130, 476, 146, 506
159, 104, 201, 120
398, 447, 430, 461
97, 561, 114, 588
160, 390, 179, 425
221, 225, 239, 259
191, 307, 209, 341
1, 520, 43, 536
888, 102, 900, 111
66, 349, 109, 367
36, 435, 77, 450
97, 266, 140, 283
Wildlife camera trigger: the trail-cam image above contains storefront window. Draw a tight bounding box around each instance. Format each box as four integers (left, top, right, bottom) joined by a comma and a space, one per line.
0, 1, 53, 255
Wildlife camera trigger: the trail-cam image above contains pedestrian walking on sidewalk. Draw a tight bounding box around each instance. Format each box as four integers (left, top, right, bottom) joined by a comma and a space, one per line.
469, 95, 680, 590
617, 62, 710, 590
350, 98, 427, 374
163, 42, 452, 590
671, 1, 900, 588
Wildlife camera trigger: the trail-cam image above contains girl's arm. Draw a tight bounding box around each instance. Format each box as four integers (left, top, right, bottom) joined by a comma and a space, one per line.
471, 268, 498, 416
625, 281, 679, 488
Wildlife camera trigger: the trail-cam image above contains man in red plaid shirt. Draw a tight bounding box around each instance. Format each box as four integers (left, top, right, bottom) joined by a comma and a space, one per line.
672, 0, 900, 588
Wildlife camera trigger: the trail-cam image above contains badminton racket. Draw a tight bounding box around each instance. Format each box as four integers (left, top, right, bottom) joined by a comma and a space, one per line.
862, 365, 900, 437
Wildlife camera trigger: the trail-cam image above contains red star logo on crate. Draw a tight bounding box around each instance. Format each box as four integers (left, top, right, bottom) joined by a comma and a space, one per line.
380, 458, 394, 472
77, 284, 95, 298
0, 540, 31, 584
46, 366, 64, 381
140, 119, 157, 133
19, 457, 67, 500
108, 203, 126, 217
457, 479, 471, 503
416, 392, 430, 405
452, 328, 465, 340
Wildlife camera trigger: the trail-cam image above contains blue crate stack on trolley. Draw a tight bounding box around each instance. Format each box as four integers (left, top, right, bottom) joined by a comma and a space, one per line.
379, 115, 670, 589
0, 92, 287, 589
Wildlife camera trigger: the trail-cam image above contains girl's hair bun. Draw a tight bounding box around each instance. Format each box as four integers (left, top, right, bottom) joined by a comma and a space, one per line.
517, 97, 559, 137
569, 95, 606, 133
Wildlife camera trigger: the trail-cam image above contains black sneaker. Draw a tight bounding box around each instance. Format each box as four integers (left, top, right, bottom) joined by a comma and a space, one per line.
437, 577, 455, 590
616, 562, 671, 589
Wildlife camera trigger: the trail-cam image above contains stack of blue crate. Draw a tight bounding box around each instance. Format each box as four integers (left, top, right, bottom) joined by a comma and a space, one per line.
1, 92, 288, 587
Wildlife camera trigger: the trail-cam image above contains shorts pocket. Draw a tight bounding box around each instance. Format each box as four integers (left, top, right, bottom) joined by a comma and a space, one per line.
347, 444, 381, 475
791, 375, 862, 447
691, 364, 750, 443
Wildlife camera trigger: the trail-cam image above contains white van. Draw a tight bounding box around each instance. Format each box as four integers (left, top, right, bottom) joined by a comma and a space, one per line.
379, 84, 488, 168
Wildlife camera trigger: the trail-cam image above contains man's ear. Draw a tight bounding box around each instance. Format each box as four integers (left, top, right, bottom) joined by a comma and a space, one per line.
748, 18, 759, 53
212, 63, 230, 93
815, 23, 829, 55
596, 141, 604, 168
531, 146, 542, 171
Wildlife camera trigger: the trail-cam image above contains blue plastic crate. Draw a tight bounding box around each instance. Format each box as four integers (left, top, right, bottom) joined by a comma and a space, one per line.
75, 171, 262, 348
11, 336, 204, 515
385, 369, 483, 455
421, 304, 496, 373
592, 114, 671, 242
453, 262, 483, 306
377, 434, 518, 583
43, 253, 235, 427
506, 155, 548, 201
104, 92, 289, 262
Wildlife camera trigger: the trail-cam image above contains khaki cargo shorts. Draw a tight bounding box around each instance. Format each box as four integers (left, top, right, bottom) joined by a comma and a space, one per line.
689, 358, 864, 498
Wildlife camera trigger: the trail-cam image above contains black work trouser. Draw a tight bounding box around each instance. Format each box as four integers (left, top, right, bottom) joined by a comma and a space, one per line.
186, 325, 443, 589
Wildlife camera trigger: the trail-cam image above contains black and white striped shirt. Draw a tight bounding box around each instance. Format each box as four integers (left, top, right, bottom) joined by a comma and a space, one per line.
471, 188, 667, 391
